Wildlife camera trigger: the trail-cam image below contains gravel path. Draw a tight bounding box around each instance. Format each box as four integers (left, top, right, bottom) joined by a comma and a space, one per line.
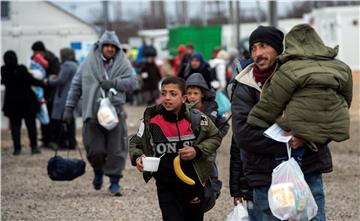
1, 98, 359, 220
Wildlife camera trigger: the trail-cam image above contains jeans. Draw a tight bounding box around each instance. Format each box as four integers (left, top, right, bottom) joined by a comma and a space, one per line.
252, 173, 325, 221
246, 200, 257, 221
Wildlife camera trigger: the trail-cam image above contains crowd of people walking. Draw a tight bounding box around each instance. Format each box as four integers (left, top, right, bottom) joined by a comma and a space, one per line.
1, 23, 353, 221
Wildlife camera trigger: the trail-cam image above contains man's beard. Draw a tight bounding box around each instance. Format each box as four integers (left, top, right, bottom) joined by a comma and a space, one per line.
255, 56, 272, 71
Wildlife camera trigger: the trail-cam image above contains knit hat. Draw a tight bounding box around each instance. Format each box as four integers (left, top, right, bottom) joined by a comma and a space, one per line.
31, 41, 46, 52
249, 26, 284, 55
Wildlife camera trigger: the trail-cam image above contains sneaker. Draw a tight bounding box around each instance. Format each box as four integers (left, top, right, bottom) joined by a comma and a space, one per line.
13, 149, 21, 155
31, 147, 41, 155
92, 173, 103, 190
108, 183, 122, 196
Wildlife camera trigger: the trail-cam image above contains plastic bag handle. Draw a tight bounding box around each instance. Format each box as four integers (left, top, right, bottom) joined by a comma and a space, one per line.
286, 142, 292, 160
235, 199, 247, 208
100, 69, 117, 98
99, 70, 110, 98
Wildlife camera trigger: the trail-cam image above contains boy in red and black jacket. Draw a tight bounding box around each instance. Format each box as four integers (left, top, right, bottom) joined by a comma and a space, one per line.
129, 77, 221, 221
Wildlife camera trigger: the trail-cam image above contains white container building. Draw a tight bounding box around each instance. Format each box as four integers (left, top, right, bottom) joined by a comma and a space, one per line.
1, 1, 98, 66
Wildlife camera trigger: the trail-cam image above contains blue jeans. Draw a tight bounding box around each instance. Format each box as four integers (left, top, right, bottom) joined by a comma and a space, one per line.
246, 200, 257, 221
251, 173, 325, 221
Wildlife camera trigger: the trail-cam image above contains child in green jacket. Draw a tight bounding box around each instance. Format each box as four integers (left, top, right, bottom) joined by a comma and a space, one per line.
129, 77, 221, 221
247, 24, 352, 144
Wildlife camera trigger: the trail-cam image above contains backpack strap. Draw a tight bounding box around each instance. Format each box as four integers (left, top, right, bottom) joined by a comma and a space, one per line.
226, 78, 239, 103
190, 108, 202, 136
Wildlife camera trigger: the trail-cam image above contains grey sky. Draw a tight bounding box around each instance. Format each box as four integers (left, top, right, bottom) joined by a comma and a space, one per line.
53, 0, 296, 24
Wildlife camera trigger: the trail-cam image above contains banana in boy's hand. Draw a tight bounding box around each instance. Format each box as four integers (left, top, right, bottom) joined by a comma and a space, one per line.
173, 155, 195, 185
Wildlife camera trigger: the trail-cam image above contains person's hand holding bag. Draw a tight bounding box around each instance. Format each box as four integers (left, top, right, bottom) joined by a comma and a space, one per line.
226, 201, 249, 221
62, 107, 74, 124
100, 80, 115, 90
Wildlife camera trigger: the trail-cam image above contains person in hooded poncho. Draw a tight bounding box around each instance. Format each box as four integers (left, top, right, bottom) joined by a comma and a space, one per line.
63, 30, 138, 196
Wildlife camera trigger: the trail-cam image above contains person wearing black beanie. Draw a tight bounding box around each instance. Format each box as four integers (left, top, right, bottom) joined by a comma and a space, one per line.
246, 26, 284, 75
249, 25, 284, 55
230, 24, 340, 221
230, 26, 286, 221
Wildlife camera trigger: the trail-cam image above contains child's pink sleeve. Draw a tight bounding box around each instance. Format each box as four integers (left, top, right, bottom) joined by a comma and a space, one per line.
33, 53, 49, 70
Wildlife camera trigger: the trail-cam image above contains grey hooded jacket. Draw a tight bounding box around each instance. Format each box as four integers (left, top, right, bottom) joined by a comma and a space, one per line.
49, 60, 78, 120
65, 31, 137, 121
186, 73, 211, 94
186, 73, 230, 138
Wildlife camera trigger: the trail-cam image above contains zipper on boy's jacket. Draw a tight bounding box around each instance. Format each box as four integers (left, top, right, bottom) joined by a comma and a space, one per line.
175, 113, 182, 146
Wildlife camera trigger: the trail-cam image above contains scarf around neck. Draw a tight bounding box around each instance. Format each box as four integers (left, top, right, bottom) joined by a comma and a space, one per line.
253, 64, 276, 88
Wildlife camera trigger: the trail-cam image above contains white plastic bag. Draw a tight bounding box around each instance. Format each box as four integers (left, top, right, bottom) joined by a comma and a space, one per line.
97, 96, 119, 130
268, 144, 318, 220
226, 202, 249, 221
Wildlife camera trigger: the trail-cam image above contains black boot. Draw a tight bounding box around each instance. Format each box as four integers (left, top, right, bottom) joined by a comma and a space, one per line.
13, 148, 21, 155
92, 170, 103, 190
31, 147, 41, 155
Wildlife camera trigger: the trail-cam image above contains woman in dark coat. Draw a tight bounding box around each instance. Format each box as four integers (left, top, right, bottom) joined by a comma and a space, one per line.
140, 55, 162, 104
1, 50, 45, 155
178, 52, 214, 89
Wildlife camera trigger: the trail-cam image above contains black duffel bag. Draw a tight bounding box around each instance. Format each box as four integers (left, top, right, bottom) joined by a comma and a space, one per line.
47, 147, 86, 181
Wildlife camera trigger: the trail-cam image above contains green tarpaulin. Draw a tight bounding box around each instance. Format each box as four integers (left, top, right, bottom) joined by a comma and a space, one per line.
168, 25, 222, 60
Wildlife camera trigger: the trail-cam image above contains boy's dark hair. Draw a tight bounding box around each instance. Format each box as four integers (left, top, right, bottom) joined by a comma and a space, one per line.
161, 77, 186, 95
186, 85, 204, 93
